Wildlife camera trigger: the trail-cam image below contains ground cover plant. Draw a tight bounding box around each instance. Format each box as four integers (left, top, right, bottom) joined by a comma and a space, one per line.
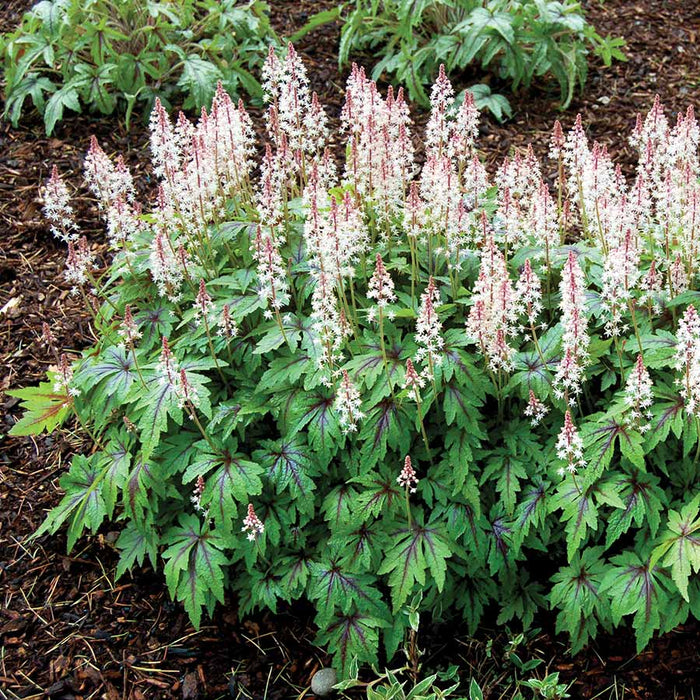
338, 0, 625, 115
10, 41, 700, 677
1, 0, 274, 134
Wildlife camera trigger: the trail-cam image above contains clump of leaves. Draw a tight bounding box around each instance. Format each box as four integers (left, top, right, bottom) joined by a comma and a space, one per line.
337, 0, 625, 115
13, 44, 700, 675
1, 0, 275, 134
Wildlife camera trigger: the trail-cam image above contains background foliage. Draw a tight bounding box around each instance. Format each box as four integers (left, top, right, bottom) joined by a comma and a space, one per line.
338, 0, 625, 116
1, 0, 275, 134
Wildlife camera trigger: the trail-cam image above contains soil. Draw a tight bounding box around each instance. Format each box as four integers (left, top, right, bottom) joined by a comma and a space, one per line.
1, 0, 700, 698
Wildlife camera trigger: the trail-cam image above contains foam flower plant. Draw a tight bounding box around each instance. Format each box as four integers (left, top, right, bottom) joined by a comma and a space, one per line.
11, 44, 700, 674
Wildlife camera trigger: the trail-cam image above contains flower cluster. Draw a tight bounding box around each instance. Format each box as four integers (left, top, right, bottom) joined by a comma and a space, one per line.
555, 410, 585, 476
675, 305, 700, 416
553, 251, 589, 403
241, 504, 265, 541
414, 277, 443, 376
465, 239, 518, 371
623, 355, 654, 432
334, 369, 365, 433
43, 166, 78, 242
367, 254, 396, 322
397, 455, 419, 493
524, 390, 548, 426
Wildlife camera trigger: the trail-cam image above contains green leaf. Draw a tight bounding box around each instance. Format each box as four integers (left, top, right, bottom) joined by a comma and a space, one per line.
184, 445, 263, 529
309, 560, 386, 627
162, 514, 228, 628
315, 610, 386, 675
651, 495, 700, 601
79, 345, 136, 412
34, 454, 107, 551
116, 520, 159, 579
255, 436, 317, 501
102, 433, 132, 517
481, 455, 526, 516
178, 55, 222, 109
552, 481, 598, 560
288, 6, 341, 43
550, 547, 608, 653
377, 522, 452, 611
601, 549, 668, 651
44, 83, 81, 135
7, 373, 72, 436
290, 390, 342, 461
4, 73, 55, 125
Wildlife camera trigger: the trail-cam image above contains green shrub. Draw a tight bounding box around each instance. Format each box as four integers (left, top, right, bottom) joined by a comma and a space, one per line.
1, 0, 275, 134
339, 0, 625, 114
13, 45, 700, 674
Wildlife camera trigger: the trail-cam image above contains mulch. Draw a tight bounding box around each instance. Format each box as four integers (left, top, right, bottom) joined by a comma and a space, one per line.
1, 0, 700, 697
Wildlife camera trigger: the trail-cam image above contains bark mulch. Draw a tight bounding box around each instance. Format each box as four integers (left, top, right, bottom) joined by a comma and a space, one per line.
1, 0, 700, 698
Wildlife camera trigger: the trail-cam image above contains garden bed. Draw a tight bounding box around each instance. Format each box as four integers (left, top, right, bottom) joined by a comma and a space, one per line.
1, 0, 700, 697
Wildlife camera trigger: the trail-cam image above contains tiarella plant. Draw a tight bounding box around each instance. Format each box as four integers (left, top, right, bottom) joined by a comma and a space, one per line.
11, 43, 700, 674
1, 0, 274, 134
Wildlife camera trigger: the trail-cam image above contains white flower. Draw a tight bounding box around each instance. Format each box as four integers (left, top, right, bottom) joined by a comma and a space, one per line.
556, 411, 585, 475
334, 370, 365, 433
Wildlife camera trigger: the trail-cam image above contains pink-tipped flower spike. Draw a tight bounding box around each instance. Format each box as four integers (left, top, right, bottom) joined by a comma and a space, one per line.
84, 136, 134, 209
177, 368, 200, 411
600, 228, 640, 338
118, 304, 142, 347
105, 194, 142, 248
149, 97, 181, 183
397, 455, 419, 493
515, 259, 543, 328
150, 229, 184, 301
334, 369, 365, 433
668, 104, 699, 176
261, 43, 324, 156
54, 353, 79, 397
555, 410, 585, 476
668, 254, 689, 296
404, 181, 424, 241
242, 504, 265, 541
549, 120, 565, 161
64, 237, 95, 295
191, 475, 206, 513
309, 270, 348, 383
415, 277, 443, 375
639, 259, 664, 313
41, 322, 57, 349
529, 180, 558, 250
209, 86, 255, 196
524, 390, 548, 426
43, 166, 78, 242
450, 90, 480, 164
674, 305, 700, 416
367, 254, 396, 321
624, 355, 653, 432
193, 279, 215, 327
253, 225, 289, 319
303, 91, 329, 154
553, 251, 589, 403
217, 304, 239, 339
420, 153, 463, 261
403, 358, 425, 399
425, 64, 454, 157
156, 336, 179, 388
465, 242, 518, 371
